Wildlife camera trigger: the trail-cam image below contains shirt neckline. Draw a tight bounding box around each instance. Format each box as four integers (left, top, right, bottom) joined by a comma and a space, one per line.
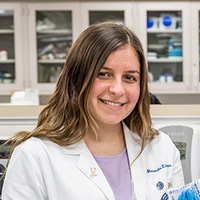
93, 147, 127, 159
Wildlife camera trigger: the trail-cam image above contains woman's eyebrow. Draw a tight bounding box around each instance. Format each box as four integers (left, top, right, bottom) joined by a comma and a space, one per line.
125, 70, 140, 75
101, 66, 112, 71
101, 66, 140, 75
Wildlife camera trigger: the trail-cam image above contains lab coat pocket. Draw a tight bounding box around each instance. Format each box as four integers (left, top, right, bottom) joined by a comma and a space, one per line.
146, 176, 173, 200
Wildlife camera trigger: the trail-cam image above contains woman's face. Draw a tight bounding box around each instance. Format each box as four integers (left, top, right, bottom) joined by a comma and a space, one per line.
88, 45, 141, 127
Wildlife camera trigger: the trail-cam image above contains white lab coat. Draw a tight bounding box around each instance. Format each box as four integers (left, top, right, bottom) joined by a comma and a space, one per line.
2, 123, 184, 200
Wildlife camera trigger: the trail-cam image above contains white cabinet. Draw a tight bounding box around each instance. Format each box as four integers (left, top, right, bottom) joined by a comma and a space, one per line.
0, 3, 24, 95
28, 2, 80, 94
28, 2, 134, 94
0, 1, 200, 95
139, 2, 191, 94
80, 2, 134, 32
0, 2, 134, 95
191, 3, 200, 92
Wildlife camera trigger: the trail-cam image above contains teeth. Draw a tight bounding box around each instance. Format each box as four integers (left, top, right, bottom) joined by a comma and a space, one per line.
103, 100, 122, 106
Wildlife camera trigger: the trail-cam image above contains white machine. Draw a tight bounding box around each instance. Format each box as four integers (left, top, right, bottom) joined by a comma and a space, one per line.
152, 116, 200, 185
159, 125, 199, 184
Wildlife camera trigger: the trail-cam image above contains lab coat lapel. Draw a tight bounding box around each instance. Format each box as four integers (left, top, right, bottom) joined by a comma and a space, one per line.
123, 123, 146, 200
77, 142, 115, 200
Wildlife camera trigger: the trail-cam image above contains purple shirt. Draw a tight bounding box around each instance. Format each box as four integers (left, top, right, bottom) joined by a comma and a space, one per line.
93, 148, 133, 200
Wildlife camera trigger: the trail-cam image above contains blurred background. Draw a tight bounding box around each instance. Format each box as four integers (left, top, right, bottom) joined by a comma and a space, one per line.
0, 0, 200, 105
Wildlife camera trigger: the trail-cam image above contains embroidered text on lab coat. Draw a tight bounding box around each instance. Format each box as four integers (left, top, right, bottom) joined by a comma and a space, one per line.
146, 164, 172, 173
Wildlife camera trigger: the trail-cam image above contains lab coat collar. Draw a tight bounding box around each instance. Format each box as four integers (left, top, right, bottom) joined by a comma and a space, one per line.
123, 122, 146, 200
62, 122, 146, 200
62, 140, 84, 155
63, 139, 115, 200
77, 142, 115, 200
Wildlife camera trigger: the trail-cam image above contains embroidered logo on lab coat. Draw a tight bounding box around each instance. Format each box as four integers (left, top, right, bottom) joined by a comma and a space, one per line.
146, 164, 172, 173
90, 167, 97, 178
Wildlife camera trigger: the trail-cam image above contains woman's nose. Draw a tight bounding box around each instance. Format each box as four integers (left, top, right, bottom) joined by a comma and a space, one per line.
108, 79, 125, 96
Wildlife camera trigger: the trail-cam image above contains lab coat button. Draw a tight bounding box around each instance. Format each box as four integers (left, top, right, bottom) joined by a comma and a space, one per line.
156, 181, 164, 190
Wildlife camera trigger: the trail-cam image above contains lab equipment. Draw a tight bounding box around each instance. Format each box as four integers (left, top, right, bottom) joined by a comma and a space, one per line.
159, 125, 200, 184
178, 188, 200, 200
167, 179, 200, 200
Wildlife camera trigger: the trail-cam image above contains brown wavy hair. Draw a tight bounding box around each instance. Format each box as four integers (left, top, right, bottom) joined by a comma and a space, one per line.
7, 22, 158, 163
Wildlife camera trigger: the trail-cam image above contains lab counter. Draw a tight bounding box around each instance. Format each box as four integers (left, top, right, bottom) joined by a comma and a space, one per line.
150, 104, 200, 128
0, 104, 200, 118
0, 105, 43, 137
150, 104, 200, 117
0, 104, 200, 117
0, 105, 199, 137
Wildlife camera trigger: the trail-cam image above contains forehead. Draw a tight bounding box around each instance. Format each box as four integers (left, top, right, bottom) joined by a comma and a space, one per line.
103, 45, 140, 71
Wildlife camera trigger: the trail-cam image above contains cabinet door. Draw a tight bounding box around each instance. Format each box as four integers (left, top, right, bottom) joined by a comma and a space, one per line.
0, 3, 23, 95
191, 3, 200, 92
80, 2, 134, 33
139, 2, 190, 94
28, 3, 80, 94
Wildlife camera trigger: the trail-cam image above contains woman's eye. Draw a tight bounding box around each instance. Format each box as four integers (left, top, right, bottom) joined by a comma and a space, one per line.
125, 75, 136, 81
97, 72, 109, 77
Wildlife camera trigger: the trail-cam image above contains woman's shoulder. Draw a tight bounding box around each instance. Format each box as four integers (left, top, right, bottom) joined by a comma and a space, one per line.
17, 137, 52, 150
154, 131, 172, 141
13, 137, 61, 159
147, 131, 177, 151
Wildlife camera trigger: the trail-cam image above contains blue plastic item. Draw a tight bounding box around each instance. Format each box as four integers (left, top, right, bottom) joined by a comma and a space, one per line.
178, 188, 200, 200
147, 18, 154, 28
0, 72, 3, 83
163, 16, 172, 27
169, 48, 182, 57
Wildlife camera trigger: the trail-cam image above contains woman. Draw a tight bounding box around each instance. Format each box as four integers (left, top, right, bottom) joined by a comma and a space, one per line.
2, 22, 192, 200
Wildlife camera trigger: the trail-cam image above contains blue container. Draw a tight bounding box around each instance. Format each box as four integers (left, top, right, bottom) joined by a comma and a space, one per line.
162, 16, 172, 27
169, 48, 182, 57
147, 18, 154, 28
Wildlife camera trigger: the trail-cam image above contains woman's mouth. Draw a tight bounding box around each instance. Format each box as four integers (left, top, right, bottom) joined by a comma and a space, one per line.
101, 99, 124, 107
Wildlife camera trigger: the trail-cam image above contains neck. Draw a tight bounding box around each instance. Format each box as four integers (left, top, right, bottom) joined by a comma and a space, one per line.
84, 122, 126, 156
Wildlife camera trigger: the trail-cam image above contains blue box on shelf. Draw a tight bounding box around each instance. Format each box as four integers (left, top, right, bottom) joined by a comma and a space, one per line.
169, 48, 182, 57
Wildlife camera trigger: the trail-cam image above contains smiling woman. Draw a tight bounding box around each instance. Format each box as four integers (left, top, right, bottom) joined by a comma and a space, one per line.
87, 45, 140, 131
1, 22, 192, 200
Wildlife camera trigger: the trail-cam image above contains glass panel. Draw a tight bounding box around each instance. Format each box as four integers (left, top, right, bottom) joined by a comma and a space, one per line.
38, 63, 63, 83
174, 142, 186, 160
147, 11, 183, 83
0, 10, 15, 84
36, 11, 72, 83
89, 11, 124, 25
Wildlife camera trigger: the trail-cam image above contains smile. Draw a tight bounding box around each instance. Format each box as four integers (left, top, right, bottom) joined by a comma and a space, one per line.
101, 100, 124, 107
